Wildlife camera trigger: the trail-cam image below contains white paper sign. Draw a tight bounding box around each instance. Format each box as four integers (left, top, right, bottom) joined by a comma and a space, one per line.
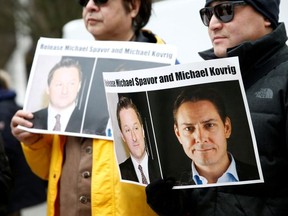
103, 57, 263, 189
20, 37, 177, 140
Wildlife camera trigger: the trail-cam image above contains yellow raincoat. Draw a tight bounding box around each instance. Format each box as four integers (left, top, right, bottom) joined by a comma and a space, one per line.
22, 135, 157, 216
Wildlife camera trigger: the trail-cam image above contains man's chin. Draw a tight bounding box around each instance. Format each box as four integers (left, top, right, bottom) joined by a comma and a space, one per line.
214, 49, 228, 58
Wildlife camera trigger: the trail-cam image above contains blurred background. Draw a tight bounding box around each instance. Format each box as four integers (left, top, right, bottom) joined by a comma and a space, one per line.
0, 0, 83, 106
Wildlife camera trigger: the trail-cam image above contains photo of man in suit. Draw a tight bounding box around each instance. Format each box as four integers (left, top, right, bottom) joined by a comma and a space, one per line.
116, 96, 161, 185
31, 58, 83, 133
173, 87, 259, 185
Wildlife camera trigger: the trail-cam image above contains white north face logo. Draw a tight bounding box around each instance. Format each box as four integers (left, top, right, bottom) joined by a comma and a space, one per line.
255, 88, 273, 99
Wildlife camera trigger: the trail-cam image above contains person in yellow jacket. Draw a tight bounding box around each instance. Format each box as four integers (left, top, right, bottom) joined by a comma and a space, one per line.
10, 0, 167, 215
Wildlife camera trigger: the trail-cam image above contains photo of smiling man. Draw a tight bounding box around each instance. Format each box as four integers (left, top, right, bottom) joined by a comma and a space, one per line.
116, 96, 161, 185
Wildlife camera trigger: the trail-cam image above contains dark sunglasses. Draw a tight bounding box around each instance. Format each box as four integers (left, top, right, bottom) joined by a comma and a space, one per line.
199, 1, 247, 26
78, 0, 108, 7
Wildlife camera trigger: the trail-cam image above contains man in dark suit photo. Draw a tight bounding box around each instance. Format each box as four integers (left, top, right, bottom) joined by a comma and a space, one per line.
31, 57, 83, 133
173, 87, 259, 185
116, 96, 161, 185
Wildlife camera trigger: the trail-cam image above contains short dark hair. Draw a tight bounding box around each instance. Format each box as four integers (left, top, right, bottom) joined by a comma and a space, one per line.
123, 0, 152, 33
173, 87, 228, 126
116, 96, 143, 131
47, 58, 82, 86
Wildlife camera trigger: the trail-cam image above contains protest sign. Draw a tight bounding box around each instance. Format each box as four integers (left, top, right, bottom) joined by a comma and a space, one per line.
20, 37, 177, 140
103, 57, 263, 188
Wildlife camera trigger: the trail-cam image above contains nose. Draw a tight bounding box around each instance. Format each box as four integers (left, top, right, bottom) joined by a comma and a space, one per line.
193, 126, 207, 144
131, 130, 137, 142
86, 0, 94, 6
86, 0, 100, 10
61, 84, 68, 94
208, 14, 223, 30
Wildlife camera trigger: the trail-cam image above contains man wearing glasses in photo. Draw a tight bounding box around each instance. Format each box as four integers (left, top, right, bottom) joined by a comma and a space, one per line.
146, 0, 288, 215
10, 0, 168, 216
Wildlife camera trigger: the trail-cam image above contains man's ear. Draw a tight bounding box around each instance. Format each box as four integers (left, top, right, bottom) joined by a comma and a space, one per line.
174, 124, 182, 145
78, 82, 82, 92
45, 86, 50, 95
141, 124, 145, 138
224, 117, 232, 139
129, 0, 141, 18
264, 17, 273, 28
174, 124, 179, 137
120, 131, 126, 143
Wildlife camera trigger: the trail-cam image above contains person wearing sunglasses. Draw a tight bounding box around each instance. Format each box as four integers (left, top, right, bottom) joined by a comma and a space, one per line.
10, 0, 168, 216
80, 0, 164, 42
146, 0, 288, 215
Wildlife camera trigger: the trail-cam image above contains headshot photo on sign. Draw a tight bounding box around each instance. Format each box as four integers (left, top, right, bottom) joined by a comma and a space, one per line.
105, 80, 262, 188
24, 55, 95, 135
172, 86, 259, 186
111, 93, 162, 185
24, 54, 174, 139
82, 58, 171, 137
146, 81, 261, 188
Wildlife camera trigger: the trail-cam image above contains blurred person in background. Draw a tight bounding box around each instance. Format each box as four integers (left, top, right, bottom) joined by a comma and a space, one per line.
0, 133, 12, 216
0, 70, 47, 216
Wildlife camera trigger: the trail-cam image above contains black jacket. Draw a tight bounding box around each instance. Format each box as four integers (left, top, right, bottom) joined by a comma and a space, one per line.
32, 107, 83, 133
0, 133, 12, 215
0, 90, 47, 213
146, 23, 288, 216
120, 156, 161, 183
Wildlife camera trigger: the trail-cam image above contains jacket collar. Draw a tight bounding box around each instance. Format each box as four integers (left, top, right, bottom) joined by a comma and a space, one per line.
0, 89, 16, 101
134, 29, 166, 44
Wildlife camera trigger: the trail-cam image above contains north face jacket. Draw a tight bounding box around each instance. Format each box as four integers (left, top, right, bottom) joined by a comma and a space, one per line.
146, 23, 288, 216
193, 22, 288, 216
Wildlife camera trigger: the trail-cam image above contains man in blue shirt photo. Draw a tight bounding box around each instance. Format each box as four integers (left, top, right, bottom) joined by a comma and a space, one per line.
173, 87, 259, 185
